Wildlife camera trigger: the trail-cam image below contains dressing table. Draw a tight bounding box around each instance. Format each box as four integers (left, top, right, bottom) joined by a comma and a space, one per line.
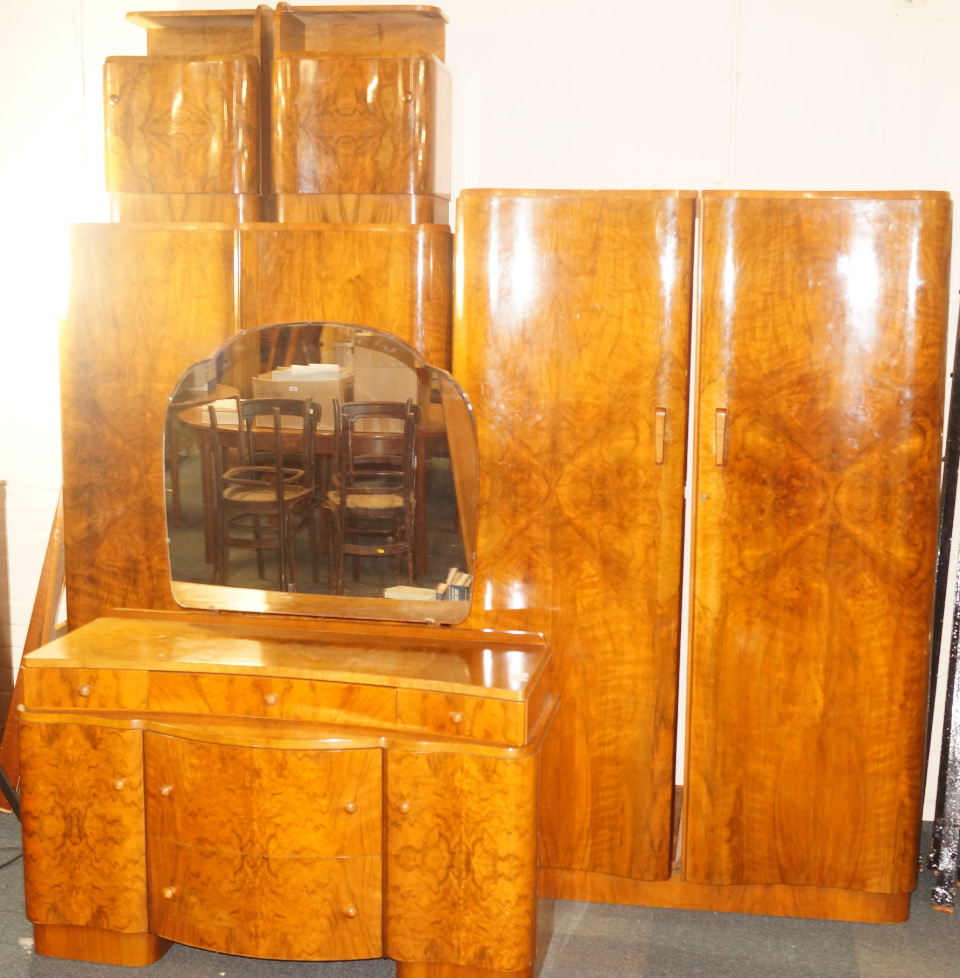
19, 612, 554, 974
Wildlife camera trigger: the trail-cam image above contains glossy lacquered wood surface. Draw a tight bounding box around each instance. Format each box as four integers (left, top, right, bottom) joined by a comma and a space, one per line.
61, 225, 237, 629
22, 615, 549, 701
148, 838, 382, 959
20, 722, 148, 932
385, 748, 540, 972
110, 191, 262, 223
19, 611, 553, 968
275, 5, 447, 59
145, 735, 382, 855
276, 192, 449, 225
540, 867, 911, 923
454, 190, 696, 882
61, 222, 453, 626
273, 55, 451, 197
129, 10, 270, 58
33, 926, 170, 967
238, 224, 453, 368
685, 191, 952, 893
104, 57, 260, 194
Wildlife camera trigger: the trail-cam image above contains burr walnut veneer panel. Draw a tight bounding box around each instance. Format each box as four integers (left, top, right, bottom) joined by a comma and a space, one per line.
455, 190, 696, 883
685, 191, 953, 894
385, 748, 540, 973
61, 225, 238, 628
104, 57, 260, 195
238, 224, 452, 368
19, 616, 554, 973
20, 723, 149, 933
273, 55, 451, 197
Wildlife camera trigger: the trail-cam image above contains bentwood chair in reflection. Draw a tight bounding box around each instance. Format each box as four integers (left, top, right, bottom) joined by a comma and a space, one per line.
207, 397, 319, 591
323, 400, 420, 595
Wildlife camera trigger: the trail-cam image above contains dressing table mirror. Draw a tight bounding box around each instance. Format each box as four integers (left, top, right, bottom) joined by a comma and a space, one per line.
164, 322, 478, 624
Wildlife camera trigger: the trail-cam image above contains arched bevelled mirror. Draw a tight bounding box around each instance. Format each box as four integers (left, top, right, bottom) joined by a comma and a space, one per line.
164, 322, 477, 624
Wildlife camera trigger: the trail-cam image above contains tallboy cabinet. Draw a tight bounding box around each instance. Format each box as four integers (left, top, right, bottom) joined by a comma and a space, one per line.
19, 616, 554, 973
104, 9, 273, 222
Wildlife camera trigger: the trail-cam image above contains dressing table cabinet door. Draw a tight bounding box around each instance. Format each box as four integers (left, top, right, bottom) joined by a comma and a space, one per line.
384, 748, 540, 973
20, 722, 148, 933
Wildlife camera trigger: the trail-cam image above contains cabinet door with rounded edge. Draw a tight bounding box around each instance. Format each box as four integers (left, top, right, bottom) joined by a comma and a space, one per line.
384, 748, 540, 973
20, 721, 148, 932
455, 190, 696, 882
685, 191, 952, 892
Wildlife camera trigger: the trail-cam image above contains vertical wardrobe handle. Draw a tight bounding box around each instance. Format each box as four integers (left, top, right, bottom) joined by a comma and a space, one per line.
655, 408, 666, 465
715, 408, 728, 466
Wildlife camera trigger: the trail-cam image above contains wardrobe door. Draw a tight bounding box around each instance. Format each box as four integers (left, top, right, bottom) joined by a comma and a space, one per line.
685, 191, 952, 893
455, 190, 696, 880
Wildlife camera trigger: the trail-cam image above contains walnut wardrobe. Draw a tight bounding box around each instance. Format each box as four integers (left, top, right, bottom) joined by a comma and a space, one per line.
454, 188, 952, 922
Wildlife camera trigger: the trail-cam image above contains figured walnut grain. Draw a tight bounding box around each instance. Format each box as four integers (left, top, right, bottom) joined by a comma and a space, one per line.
61, 226, 237, 628
145, 735, 382, 856
272, 55, 451, 197
385, 749, 540, 972
454, 191, 696, 883
684, 191, 952, 893
20, 722, 148, 933
148, 837, 381, 959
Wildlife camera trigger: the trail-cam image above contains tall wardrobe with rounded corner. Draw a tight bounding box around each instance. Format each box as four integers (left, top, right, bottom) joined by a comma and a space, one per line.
454, 188, 952, 922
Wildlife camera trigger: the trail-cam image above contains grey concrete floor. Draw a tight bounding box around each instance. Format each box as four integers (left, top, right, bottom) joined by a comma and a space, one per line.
2, 813, 960, 978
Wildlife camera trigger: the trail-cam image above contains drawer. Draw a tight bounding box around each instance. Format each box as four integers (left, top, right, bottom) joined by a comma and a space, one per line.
145, 733, 381, 856
23, 667, 148, 711
148, 836, 381, 960
148, 672, 395, 727
396, 689, 527, 746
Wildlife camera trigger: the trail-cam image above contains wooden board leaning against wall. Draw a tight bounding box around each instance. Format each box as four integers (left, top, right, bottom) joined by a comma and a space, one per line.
60, 222, 452, 629
455, 189, 697, 883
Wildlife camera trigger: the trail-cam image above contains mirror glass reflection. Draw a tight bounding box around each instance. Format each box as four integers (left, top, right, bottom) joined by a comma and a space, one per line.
164, 322, 477, 624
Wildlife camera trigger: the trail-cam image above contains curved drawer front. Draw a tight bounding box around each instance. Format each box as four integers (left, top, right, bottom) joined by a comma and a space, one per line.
396, 689, 527, 745
23, 667, 149, 711
148, 837, 381, 960
145, 734, 382, 856
148, 672, 396, 727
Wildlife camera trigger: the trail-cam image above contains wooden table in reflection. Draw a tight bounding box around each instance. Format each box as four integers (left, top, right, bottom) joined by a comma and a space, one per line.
178, 404, 449, 582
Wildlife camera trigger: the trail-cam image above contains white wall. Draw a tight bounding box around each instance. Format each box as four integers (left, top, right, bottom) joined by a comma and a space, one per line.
2, 0, 959, 818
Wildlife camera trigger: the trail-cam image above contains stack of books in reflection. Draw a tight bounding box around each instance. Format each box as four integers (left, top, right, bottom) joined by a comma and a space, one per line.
383, 567, 473, 602
437, 567, 473, 601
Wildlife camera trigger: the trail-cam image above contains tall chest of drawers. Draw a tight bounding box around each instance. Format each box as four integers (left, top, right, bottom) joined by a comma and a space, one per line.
18, 615, 555, 977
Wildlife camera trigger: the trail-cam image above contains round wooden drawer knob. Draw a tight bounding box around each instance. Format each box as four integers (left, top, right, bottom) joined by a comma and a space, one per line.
263, 693, 278, 706
450, 711, 464, 725
344, 800, 357, 814
398, 800, 411, 814
161, 886, 176, 900
342, 905, 358, 918
78, 685, 91, 698
159, 785, 174, 798
114, 779, 126, 791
